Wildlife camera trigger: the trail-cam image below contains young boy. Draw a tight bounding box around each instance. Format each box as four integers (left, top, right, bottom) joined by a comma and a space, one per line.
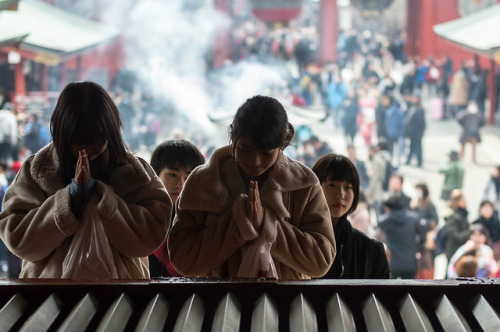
149, 139, 205, 278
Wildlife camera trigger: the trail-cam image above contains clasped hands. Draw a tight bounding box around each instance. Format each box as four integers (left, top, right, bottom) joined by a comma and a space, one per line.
74, 149, 91, 186
247, 180, 264, 231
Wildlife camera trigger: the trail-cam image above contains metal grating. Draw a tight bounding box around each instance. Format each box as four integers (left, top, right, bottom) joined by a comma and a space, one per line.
0, 278, 498, 331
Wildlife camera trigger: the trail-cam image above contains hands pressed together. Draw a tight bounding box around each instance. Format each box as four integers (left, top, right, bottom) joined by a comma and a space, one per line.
74, 149, 91, 186
247, 180, 264, 231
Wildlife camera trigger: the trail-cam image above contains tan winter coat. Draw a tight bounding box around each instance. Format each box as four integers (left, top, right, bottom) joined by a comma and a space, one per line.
449, 69, 469, 107
168, 146, 335, 280
0, 144, 172, 279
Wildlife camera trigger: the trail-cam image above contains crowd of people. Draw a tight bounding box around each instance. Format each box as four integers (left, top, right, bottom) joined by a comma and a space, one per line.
219, 19, 500, 279
0, 78, 498, 281
0, 13, 499, 281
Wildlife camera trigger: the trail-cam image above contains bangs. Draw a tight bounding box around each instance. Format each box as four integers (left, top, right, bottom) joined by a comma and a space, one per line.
68, 109, 107, 145
251, 125, 284, 151
150, 140, 205, 175
167, 151, 203, 172
312, 153, 360, 215
326, 159, 358, 185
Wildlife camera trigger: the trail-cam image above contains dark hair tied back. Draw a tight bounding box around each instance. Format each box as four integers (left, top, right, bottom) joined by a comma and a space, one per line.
230, 95, 294, 151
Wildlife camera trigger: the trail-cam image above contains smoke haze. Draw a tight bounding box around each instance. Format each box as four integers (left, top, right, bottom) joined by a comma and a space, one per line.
98, 0, 287, 146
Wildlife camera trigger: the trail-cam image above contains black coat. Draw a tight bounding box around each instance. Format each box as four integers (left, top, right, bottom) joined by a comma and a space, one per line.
458, 112, 485, 144
473, 212, 500, 243
413, 201, 438, 236
378, 208, 419, 274
444, 207, 470, 260
400, 73, 417, 94
321, 217, 390, 279
404, 105, 426, 140
375, 105, 388, 138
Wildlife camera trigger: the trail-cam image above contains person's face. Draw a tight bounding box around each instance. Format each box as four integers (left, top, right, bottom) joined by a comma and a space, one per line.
347, 147, 355, 160
321, 179, 355, 223
234, 136, 280, 178
415, 188, 423, 200
159, 166, 191, 204
492, 167, 500, 178
69, 141, 108, 161
389, 176, 402, 192
480, 204, 494, 219
470, 231, 486, 247
457, 196, 467, 209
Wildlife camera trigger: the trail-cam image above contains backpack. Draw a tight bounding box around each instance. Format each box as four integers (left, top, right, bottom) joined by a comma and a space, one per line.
382, 159, 396, 192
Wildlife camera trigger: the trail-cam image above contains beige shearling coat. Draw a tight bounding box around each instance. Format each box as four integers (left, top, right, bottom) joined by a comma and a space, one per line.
168, 146, 335, 280
0, 144, 172, 279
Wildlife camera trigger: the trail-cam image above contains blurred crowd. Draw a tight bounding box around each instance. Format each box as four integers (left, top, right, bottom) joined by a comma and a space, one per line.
213, 16, 500, 279
0, 11, 500, 280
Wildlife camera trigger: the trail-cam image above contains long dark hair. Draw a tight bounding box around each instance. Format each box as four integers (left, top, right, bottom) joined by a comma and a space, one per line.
50, 81, 129, 182
312, 153, 360, 215
229, 95, 294, 152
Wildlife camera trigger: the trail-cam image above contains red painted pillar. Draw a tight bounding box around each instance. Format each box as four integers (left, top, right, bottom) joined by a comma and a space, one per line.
404, 0, 421, 57
213, 0, 232, 70
61, 63, 67, 88
489, 59, 497, 125
419, 0, 435, 59
14, 60, 25, 106
41, 65, 48, 102
319, 0, 338, 65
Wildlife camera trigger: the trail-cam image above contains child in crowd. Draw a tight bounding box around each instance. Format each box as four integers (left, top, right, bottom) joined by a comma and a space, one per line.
148, 139, 205, 278
447, 224, 497, 278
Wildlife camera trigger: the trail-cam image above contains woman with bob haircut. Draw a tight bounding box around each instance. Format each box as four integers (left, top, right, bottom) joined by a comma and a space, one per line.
312, 153, 390, 279
0, 81, 172, 279
168, 95, 335, 280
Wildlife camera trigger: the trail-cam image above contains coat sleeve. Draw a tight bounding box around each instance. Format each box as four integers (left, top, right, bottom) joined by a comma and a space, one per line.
168, 194, 259, 276
370, 241, 391, 279
97, 160, 172, 258
447, 245, 466, 278
438, 163, 449, 174
271, 185, 336, 278
0, 160, 79, 262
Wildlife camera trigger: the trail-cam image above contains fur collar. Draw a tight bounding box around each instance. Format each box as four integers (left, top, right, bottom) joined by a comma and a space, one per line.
178, 145, 318, 216
30, 143, 152, 194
